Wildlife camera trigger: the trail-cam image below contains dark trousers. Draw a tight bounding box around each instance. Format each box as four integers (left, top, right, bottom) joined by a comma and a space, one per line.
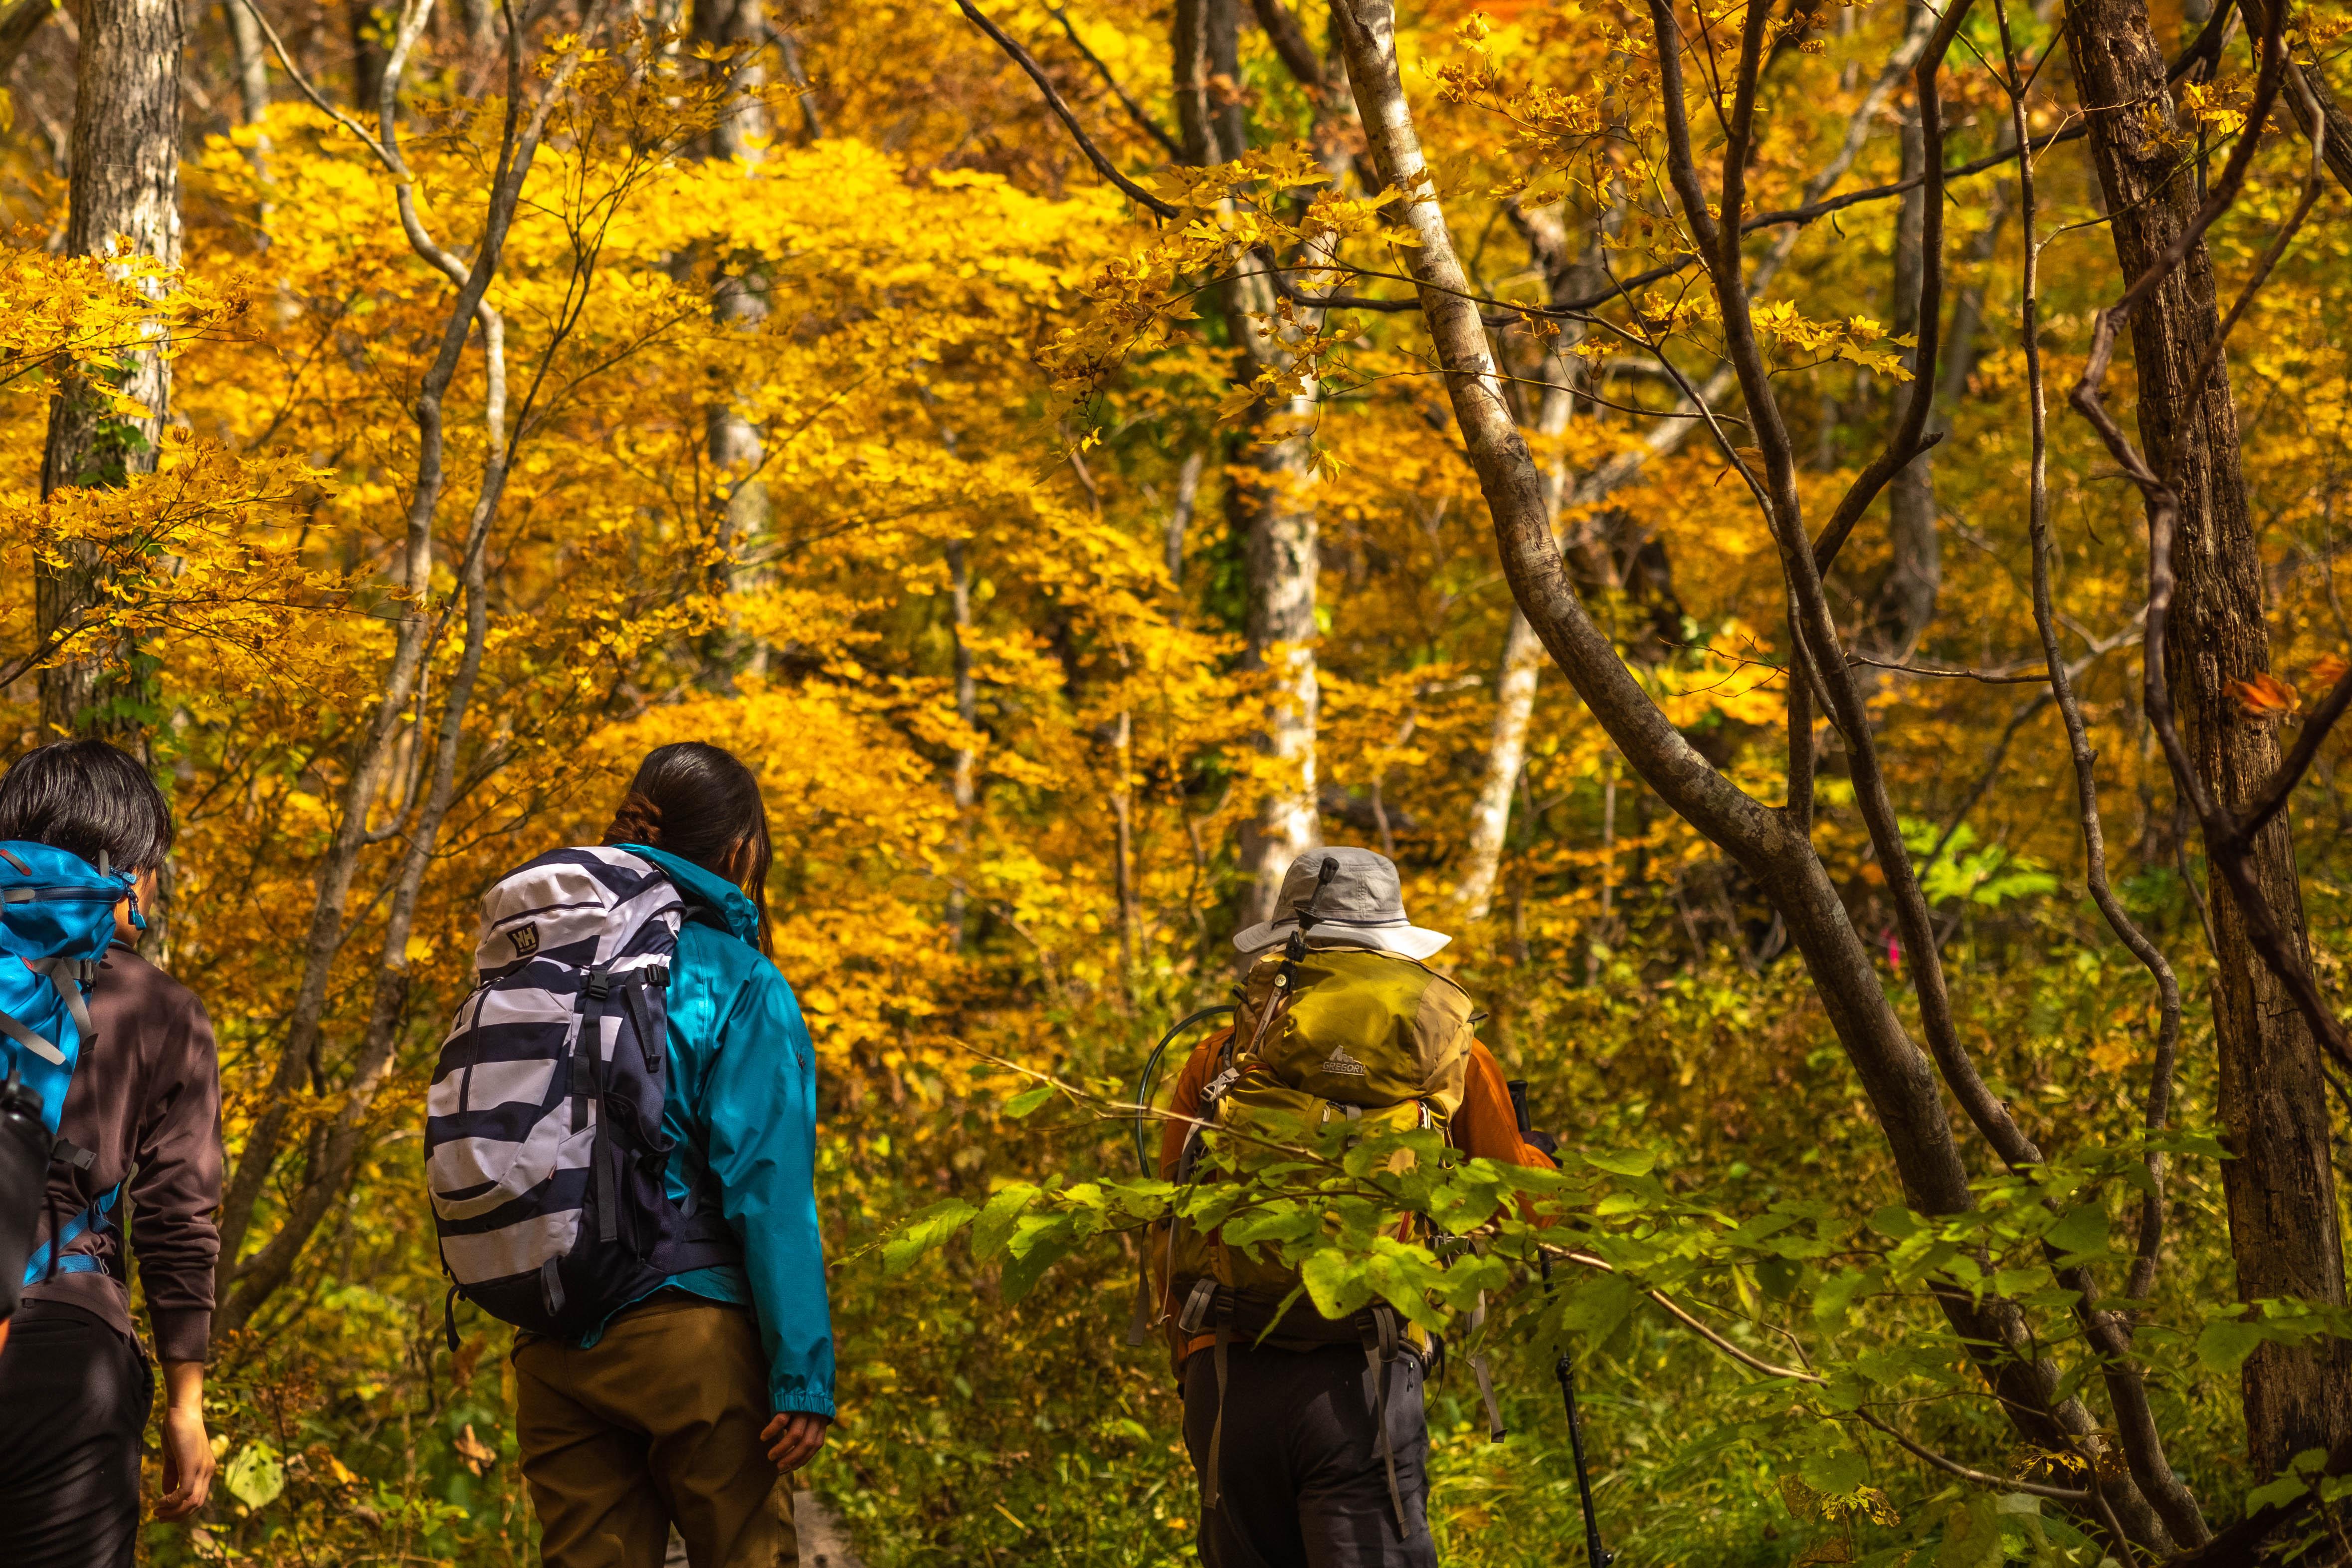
1181, 1341, 1441, 1568
0, 1302, 155, 1568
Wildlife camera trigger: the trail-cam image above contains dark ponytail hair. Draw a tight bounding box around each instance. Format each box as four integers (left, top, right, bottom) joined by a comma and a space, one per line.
603, 742, 774, 955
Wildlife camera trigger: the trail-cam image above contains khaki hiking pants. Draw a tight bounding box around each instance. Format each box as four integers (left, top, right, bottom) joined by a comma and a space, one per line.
515, 1294, 798, 1568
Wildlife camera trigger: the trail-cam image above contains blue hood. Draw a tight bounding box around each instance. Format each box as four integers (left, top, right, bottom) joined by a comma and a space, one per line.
619, 844, 761, 949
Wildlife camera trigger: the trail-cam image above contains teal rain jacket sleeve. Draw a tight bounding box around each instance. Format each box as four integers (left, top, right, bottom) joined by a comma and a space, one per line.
701, 948, 836, 1418
630, 845, 837, 1420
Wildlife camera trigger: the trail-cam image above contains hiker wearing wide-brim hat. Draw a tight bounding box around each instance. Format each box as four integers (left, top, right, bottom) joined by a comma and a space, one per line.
1230, 847, 1452, 962
1151, 845, 1557, 1568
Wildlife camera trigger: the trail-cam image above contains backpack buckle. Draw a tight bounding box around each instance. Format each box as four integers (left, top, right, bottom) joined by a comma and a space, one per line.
1177, 1277, 1221, 1336
585, 965, 613, 1002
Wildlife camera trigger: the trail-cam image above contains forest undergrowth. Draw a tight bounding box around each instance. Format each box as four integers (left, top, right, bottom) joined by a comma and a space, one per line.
154, 856, 2335, 1568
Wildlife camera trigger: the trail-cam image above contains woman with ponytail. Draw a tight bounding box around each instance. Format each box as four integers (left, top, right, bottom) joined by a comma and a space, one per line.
511, 742, 833, 1568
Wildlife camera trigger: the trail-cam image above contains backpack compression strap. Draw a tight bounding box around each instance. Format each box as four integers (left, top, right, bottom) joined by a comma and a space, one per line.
21, 1180, 123, 1285
0, 959, 98, 1068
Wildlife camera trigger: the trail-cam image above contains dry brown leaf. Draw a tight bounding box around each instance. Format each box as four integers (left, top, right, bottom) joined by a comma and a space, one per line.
1793, 1528, 1855, 1567
2309, 653, 2351, 692
1779, 1472, 1822, 1520
454, 1422, 496, 1476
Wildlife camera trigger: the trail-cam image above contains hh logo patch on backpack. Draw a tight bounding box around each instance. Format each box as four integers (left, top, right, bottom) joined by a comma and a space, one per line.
508, 923, 540, 958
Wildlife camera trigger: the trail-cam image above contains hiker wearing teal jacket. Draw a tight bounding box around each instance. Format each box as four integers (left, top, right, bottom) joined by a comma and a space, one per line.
513, 742, 834, 1568
616, 841, 835, 1420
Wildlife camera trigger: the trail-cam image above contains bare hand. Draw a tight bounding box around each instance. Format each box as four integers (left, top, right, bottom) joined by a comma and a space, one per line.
155, 1397, 213, 1521
758, 1410, 829, 1475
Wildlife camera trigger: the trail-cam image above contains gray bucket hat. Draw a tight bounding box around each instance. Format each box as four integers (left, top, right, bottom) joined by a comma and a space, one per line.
1231, 846, 1451, 961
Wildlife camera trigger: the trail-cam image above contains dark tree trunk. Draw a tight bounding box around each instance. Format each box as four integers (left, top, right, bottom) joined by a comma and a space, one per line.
38, 0, 182, 740
350, 0, 387, 109
2071, 0, 2352, 1481
1874, 102, 1939, 658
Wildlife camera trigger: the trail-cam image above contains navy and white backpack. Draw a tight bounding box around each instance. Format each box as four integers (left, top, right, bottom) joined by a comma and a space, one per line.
426, 846, 739, 1345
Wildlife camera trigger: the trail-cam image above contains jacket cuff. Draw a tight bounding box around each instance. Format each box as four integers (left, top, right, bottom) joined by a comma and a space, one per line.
151, 1307, 212, 1363
772, 1388, 836, 1419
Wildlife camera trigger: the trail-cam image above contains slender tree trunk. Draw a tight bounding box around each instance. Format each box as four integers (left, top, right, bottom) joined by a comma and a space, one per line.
224, 0, 274, 238
1172, 0, 1216, 164
694, 0, 772, 679
350, 0, 387, 108
1166, 447, 1203, 584
226, 0, 271, 125
1455, 209, 1722, 921
37, 0, 182, 740
1875, 96, 1940, 658
2072, 0, 2352, 1481
944, 539, 979, 945
218, 1, 589, 1302
1458, 608, 1544, 919
1176, 0, 1323, 923
1233, 411, 1322, 923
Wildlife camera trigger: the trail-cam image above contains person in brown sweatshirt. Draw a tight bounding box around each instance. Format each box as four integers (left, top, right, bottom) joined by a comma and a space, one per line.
0, 739, 221, 1567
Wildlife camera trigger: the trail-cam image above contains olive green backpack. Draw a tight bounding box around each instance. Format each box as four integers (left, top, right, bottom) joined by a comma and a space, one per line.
1159, 944, 1475, 1346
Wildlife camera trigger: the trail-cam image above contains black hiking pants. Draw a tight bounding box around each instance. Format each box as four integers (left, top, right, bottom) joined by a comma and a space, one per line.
0, 1301, 155, 1568
1181, 1341, 1440, 1568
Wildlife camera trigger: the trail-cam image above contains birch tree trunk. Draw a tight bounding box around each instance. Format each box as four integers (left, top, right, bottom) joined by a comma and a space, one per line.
37, 0, 182, 740
227, 0, 271, 126
1234, 415, 1322, 924
1455, 209, 1729, 921
1176, 0, 1324, 925
224, 0, 274, 237
2071, 0, 2352, 1481
691, 0, 772, 680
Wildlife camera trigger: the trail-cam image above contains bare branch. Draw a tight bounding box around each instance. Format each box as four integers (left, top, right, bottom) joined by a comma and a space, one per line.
1045, 3, 1184, 159
955, 0, 1180, 218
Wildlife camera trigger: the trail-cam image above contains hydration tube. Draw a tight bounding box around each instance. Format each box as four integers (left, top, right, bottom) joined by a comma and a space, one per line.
1131, 1005, 1236, 1174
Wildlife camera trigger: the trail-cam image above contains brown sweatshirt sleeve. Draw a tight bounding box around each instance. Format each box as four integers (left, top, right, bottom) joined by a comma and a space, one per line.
129, 987, 222, 1362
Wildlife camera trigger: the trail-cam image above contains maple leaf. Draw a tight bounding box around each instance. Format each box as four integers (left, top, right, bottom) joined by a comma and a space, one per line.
2230, 672, 2298, 720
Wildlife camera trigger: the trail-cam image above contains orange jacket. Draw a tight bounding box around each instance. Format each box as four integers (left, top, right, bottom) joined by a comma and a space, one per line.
1153, 1028, 1556, 1366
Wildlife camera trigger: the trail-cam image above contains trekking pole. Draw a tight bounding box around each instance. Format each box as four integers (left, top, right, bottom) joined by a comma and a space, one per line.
1510, 1080, 1613, 1568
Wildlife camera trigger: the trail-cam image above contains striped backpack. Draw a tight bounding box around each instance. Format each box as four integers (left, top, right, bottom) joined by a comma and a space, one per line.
425, 846, 739, 1345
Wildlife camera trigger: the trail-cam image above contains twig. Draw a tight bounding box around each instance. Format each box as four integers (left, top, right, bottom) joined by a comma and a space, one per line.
955, 0, 1179, 219
1538, 1245, 2094, 1505
1044, 3, 1183, 158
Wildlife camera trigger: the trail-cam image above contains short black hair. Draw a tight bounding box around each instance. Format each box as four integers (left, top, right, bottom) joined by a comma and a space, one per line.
0, 740, 174, 874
